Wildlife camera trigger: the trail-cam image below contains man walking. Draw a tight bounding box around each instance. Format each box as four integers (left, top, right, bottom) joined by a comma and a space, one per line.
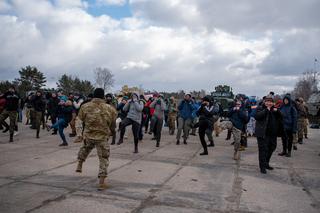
76, 88, 117, 190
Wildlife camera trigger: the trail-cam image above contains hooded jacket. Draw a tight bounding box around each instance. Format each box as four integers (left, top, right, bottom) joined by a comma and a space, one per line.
123, 93, 144, 124
280, 96, 297, 133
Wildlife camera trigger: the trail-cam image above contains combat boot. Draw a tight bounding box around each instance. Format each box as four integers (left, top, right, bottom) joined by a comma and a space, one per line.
73, 136, 83, 143
98, 177, 107, 191
9, 133, 13, 142
233, 151, 240, 160
75, 161, 83, 173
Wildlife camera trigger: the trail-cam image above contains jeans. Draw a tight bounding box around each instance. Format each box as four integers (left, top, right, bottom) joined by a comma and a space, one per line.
52, 119, 68, 143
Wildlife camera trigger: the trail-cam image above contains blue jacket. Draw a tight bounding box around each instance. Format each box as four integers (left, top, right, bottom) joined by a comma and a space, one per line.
228, 107, 248, 130
280, 96, 297, 133
178, 100, 195, 120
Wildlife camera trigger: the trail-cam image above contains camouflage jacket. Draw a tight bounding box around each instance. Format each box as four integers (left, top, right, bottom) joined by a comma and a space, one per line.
78, 98, 117, 141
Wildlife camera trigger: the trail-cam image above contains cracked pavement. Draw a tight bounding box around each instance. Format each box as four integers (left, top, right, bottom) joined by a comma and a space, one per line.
0, 125, 319, 213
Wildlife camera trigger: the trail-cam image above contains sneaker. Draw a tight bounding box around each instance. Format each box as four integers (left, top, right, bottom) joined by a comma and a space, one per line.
199, 151, 208, 155
59, 143, 68, 146
14, 131, 19, 136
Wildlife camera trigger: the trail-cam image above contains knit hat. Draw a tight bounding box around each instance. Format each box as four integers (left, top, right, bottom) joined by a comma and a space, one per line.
93, 88, 105, 99
265, 94, 274, 101
105, 93, 113, 99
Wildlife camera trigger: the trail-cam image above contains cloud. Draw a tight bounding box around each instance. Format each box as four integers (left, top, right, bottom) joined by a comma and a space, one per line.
130, 0, 320, 33
97, 0, 126, 6
0, 0, 319, 97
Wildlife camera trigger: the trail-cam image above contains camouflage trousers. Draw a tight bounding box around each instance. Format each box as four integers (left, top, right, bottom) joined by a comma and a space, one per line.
34, 111, 43, 131
219, 121, 241, 151
77, 138, 110, 178
297, 118, 305, 140
168, 112, 177, 133
303, 118, 308, 136
69, 112, 77, 134
0, 110, 17, 134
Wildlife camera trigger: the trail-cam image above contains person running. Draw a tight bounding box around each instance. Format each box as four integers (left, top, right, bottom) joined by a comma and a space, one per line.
32, 91, 46, 138
0, 86, 20, 142
118, 93, 144, 153
255, 95, 283, 174
176, 93, 195, 145
76, 88, 117, 191
47, 92, 60, 135
47, 99, 73, 146
278, 95, 297, 157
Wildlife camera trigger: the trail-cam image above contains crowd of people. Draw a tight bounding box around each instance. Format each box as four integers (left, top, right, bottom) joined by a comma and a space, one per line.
0, 86, 313, 189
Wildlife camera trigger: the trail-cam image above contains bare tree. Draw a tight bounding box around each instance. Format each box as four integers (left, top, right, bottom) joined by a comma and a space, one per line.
94, 67, 115, 92
292, 70, 319, 101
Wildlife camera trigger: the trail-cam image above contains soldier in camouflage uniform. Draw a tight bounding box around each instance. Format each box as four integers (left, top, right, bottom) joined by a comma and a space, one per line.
0, 87, 20, 142
167, 97, 177, 135
76, 88, 117, 190
296, 98, 308, 144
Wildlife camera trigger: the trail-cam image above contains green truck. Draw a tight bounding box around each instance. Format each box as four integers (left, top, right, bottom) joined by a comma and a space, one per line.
211, 85, 234, 112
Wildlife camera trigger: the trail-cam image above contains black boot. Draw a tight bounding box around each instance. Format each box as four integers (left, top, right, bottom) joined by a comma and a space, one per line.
117, 138, 123, 145
111, 135, 116, 145
183, 139, 187, 144
9, 133, 13, 142
200, 149, 208, 155
36, 130, 40, 139
133, 143, 138, 153
278, 151, 287, 156
304, 134, 308, 139
298, 138, 303, 144
207, 140, 215, 147
293, 145, 298, 150
176, 140, 180, 145
286, 152, 291, 157
156, 142, 160, 147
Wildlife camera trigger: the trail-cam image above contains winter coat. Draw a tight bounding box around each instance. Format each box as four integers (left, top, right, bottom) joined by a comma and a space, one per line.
150, 98, 166, 119
228, 107, 248, 131
57, 105, 73, 124
4, 91, 20, 111
178, 100, 195, 120
254, 105, 283, 138
47, 97, 60, 116
32, 96, 46, 112
280, 97, 297, 133
123, 93, 144, 124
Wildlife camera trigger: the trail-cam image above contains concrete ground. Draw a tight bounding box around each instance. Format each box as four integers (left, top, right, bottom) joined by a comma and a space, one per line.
0, 123, 319, 213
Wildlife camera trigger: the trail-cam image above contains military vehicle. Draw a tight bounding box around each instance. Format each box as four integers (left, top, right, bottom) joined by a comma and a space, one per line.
211, 85, 234, 112
307, 92, 320, 124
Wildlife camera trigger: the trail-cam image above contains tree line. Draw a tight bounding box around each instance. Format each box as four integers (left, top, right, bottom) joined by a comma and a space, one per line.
0, 65, 319, 101
0, 66, 114, 98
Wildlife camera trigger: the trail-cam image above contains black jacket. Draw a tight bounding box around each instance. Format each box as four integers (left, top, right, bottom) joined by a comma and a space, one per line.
47, 97, 60, 116
254, 105, 283, 138
32, 96, 46, 112
4, 91, 20, 111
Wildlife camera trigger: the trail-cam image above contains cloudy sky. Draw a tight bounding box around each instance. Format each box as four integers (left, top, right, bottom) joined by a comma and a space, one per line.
0, 0, 319, 96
